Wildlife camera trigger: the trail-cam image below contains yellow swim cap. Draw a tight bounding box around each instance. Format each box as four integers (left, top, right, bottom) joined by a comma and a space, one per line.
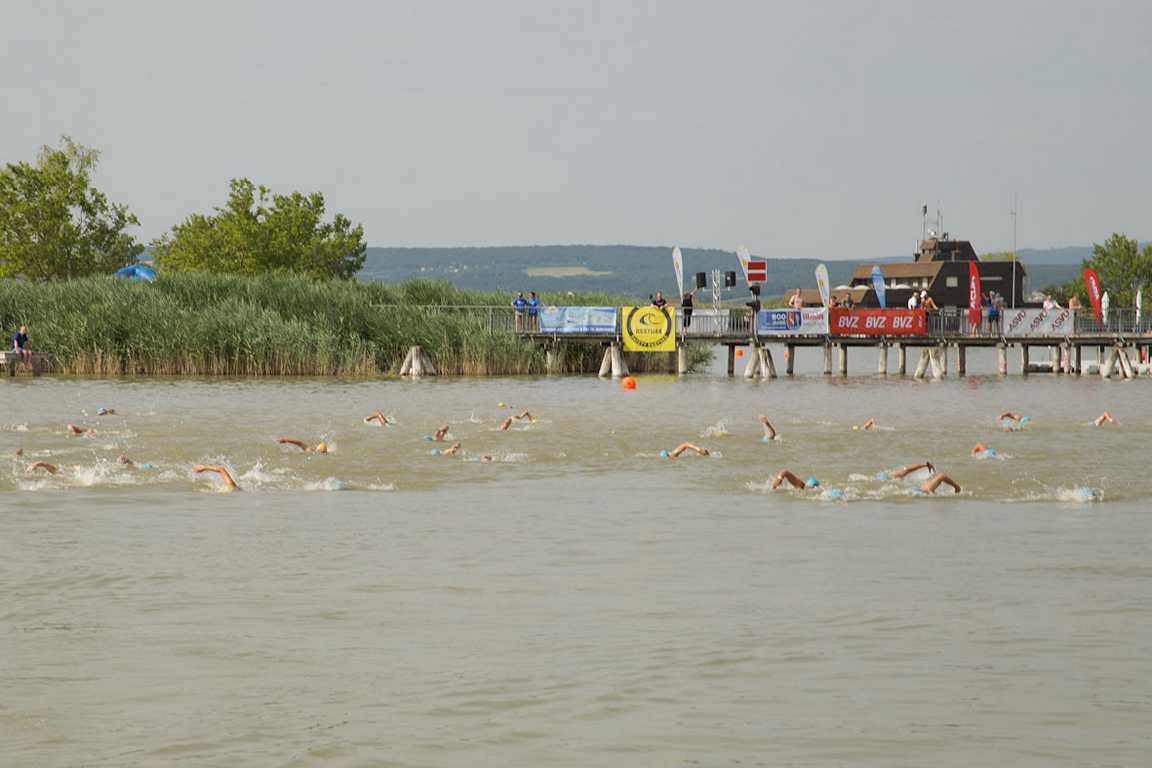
852, 425, 859, 431
316, 442, 328, 453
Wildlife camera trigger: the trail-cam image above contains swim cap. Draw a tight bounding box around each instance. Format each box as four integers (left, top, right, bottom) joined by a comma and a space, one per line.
96, 407, 110, 415
659, 450, 670, 458
498, 402, 506, 408
984, 448, 997, 457
430, 448, 441, 455
805, 476, 820, 488
824, 488, 843, 500
139, 463, 154, 470
316, 442, 327, 453
875, 471, 890, 481
852, 425, 859, 431
1074, 486, 1100, 501
762, 435, 771, 443
1020, 415, 1030, 423
423, 435, 433, 441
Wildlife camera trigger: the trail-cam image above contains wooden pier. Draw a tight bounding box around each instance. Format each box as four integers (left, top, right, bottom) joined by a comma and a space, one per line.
0, 351, 47, 376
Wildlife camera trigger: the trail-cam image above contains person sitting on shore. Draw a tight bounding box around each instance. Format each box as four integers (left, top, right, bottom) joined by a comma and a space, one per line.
853, 418, 877, 431
11, 324, 31, 361
67, 424, 92, 436
758, 415, 778, 442
278, 438, 329, 454
193, 464, 240, 492
28, 461, 59, 475
874, 461, 935, 482
363, 410, 393, 427
920, 473, 961, 495
660, 442, 710, 459
1093, 411, 1118, 426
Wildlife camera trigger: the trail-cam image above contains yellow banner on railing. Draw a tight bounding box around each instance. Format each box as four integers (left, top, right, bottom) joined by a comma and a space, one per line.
621, 306, 676, 352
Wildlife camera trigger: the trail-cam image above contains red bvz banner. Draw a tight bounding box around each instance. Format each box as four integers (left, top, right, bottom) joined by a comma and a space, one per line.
830, 309, 926, 336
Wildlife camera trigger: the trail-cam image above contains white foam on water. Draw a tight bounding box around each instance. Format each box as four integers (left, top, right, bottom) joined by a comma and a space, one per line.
701, 419, 729, 438
1055, 486, 1103, 503
303, 477, 350, 491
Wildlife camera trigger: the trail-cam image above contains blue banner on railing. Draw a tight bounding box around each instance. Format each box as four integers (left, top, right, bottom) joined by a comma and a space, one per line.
757, 308, 829, 335
539, 306, 617, 334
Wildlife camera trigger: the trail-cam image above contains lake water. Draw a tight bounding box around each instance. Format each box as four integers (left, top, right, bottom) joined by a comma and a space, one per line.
3, 359, 1151, 766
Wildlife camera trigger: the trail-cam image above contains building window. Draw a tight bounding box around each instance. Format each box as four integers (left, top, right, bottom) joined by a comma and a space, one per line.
945, 276, 959, 288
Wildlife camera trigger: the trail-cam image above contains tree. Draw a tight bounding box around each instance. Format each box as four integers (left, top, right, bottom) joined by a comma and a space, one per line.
152, 179, 366, 279
0, 137, 142, 280
1040, 234, 1152, 308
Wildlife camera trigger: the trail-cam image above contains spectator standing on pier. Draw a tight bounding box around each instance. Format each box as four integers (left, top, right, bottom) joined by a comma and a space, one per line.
907, 291, 919, 310
1068, 295, 1082, 310
11, 325, 31, 361
651, 291, 668, 309
512, 292, 527, 332
788, 289, 803, 310
681, 289, 694, 330
987, 292, 1000, 334
526, 291, 541, 332
920, 291, 938, 311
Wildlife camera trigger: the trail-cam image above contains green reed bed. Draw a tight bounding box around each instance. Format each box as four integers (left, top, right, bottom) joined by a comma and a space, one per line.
0, 274, 711, 376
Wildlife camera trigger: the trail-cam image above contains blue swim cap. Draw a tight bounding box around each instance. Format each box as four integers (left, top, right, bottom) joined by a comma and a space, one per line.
805, 476, 820, 489
139, 463, 154, 470
762, 435, 771, 443
96, 407, 110, 415
1020, 415, 1030, 423
824, 488, 843, 500
659, 449, 670, 458
984, 448, 997, 458
423, 435, 433, 441
430, 448, 440, 455
1074, 486, 1099, 501
875, 471, 890, 481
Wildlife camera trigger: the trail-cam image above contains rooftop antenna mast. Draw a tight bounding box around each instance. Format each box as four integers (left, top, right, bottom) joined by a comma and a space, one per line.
1010, 194, 1019, 307
921, 203, 927, 242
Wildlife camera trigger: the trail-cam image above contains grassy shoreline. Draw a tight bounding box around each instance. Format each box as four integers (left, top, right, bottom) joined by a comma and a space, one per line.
1, 274, 710, 376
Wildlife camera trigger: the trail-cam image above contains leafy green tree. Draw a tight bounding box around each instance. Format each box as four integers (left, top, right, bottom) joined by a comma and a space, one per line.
0, 137, 142, 280
152, 179, 366, 279
1041, 234, 1152, 308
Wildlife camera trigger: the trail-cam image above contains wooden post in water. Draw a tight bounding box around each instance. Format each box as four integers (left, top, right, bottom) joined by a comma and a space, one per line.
598, 346, 613, 378
896, 343, 907, 376
545, 343, 559, 374
419, 348, 437, 376
398, 347, 414, 376
762, 346, 777, 379
957, 345, 967, 376
677, 344, 688, 375
997, 343, 1008, 376
929, 346, 945, 380
786, 344, 796, 376
877, 342, 888, 375
610, 343, 628, 378
1020, 345, 1030, 376
823, 343, 832, 376
913, 348, 930, 379
743, 344, 760, 379
1073, 344, 1083, 375
1100, 346, 1117, 379
837, 344, 848, 376
1118, 345, 1135, 379
727, 345, 736, 377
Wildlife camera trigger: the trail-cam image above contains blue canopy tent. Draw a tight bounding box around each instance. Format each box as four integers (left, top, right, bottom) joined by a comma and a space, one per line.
113, 264, 157, 282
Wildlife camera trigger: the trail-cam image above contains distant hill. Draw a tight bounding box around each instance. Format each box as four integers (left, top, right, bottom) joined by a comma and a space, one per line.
358, 244, 1091, 298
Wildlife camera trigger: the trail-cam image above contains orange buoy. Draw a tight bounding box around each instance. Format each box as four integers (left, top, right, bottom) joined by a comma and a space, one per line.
735, 348, 744, 358
622, 376, 637, 390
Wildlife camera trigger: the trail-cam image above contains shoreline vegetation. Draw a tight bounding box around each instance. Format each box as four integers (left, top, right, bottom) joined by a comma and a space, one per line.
0, 274, 712, 377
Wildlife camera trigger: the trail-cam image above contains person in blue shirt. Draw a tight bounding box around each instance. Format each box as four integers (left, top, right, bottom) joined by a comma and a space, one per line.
526, 291, 541, 331
12, 325, 31, 361
512, 292, 527, 332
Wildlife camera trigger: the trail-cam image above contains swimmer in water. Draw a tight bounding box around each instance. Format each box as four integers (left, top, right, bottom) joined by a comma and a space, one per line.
432, 424, 450, 441
758, 415, 778, 441
998, 411, 1027, 423
853, 418, 877, 431
875, 461, 935, 481
67, 423, 91, 436
192, 464, 240, 492
920, 473, 961, 495
441, 441, 462, 456
665, 442, 710, 458
277, 438, 329, 454
13, 447, 23, 458
497, 416, 515, 432
28, 461, 59, 475
1093, 411, 1118, 426
515, 410, 536, 423
771, 469, 826, 491
117, 454, 134, 467
971, 443, 997, 458
96, 407, 116, 416
363, 410, 394, 427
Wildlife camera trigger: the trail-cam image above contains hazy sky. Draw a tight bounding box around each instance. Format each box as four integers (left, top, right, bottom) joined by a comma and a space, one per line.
3, 1, 1148, 259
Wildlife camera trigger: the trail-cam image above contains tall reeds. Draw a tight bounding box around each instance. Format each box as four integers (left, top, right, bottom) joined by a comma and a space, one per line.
0, 274, 710, 376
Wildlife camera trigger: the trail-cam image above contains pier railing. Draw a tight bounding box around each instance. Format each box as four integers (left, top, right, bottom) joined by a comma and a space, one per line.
374, 305, 1152, 340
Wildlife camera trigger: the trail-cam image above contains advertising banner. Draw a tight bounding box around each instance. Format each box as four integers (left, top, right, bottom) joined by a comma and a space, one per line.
538, 306, 617, 334
1001, 307, 1075, 338
815, 264, 830, 307
1084, 268, 1103, 321
756, 308, 829, 336
968, 261, 982, 328
870, 265, 887, 309
621, 306, 676, 352
671, 247, 684, 299
829, 309, 926, 336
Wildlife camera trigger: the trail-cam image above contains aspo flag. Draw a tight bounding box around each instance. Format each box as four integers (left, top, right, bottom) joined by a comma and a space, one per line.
870, 265, 886, 309
1137, 287, 1143, 326
815, 263, 830, 307
671, 247, 684, 298
968, 261, 982, 328
1083, 267, 1103, 321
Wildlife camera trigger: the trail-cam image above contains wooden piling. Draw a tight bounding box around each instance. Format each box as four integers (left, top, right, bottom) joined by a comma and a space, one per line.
743, 344, 760, 379
1020, 345, 1030, 376
997, 343, 1008, 376
762, 347, 777, 379
786, 344, 796, 376
1100, 347, 1117, 379
677, 344, 688, 375
1073, 344, 1082, 375
896, 343, 907, 376
727, 345, 736, 377
913, 348, 930, 379
957, 344, 967, 376
598, 346, 612, 378
929, 346, 945, 380
877, 342, 888, 375
823, 344, 832, 376
1118, 346, 1135, 379
837, 344, 848, 376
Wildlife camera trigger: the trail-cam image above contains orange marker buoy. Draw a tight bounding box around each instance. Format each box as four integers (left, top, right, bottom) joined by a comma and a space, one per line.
735, 348, 744, 358
622, 376, 637, 390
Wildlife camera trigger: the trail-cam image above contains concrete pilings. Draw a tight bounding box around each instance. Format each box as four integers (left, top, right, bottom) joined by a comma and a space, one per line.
399, 345, 437, 377
598, 343, 629, 378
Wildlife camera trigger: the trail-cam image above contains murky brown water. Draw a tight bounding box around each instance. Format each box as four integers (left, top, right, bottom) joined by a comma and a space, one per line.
3, 368, 1151, 766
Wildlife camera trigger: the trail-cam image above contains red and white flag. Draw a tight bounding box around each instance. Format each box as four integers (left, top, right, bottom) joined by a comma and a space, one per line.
745, 259, 767, 284
967, 262, 981, 328
1083, 267, 1103, 321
